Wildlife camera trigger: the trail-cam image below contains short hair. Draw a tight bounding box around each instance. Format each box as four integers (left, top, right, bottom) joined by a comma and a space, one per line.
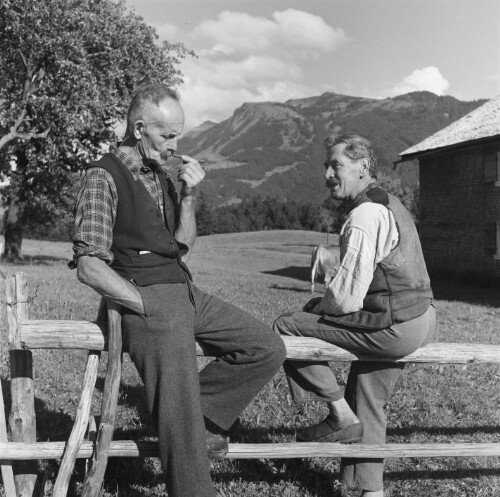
125, 84, 180, 136
324, 134, 378, 178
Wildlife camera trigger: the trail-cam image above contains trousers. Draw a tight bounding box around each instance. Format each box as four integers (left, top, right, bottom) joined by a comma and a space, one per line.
273, 304, 436, 491
121, 281, 286, 497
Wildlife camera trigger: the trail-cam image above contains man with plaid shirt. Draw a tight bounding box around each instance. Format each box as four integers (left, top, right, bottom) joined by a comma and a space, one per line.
70, 84, 286, 497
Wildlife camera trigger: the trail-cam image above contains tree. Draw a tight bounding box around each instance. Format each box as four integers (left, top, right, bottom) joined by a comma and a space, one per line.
0, 0, 193, 259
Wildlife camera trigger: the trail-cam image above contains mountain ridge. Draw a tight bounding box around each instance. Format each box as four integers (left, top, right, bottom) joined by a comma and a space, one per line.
178, 91, 486, 206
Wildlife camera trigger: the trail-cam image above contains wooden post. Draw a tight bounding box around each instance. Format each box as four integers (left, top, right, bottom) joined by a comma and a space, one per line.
0, 379, 17, 497
52, 351, 100, 497
6, 272, 38, 497
81, 301, 122, 497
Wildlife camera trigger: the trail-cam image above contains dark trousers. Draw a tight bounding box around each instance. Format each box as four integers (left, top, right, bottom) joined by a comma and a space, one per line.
273, 304, 436, 491
122, 282, 286, 497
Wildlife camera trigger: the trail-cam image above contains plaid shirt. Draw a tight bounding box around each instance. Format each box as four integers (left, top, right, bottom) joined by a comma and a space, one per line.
71, 147, 169, 267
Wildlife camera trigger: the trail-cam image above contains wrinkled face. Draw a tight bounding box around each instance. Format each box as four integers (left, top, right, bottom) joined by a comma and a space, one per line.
324, 143, 367, 200
135, 97, 185, 167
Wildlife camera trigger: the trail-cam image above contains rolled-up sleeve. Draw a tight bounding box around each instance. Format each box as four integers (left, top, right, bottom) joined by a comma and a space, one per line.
70, 168, 117, 268
315, 225, 376, 315
314, 203, 399, 316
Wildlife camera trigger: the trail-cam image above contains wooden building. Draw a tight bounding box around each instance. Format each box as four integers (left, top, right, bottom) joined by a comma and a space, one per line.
398, 96, 500, 285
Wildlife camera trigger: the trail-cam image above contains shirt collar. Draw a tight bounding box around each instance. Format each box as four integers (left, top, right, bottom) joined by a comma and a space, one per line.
111, 145, 164, 180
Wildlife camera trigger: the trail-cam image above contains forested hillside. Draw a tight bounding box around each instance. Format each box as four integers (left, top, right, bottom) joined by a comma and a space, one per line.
179, 91, 485, 208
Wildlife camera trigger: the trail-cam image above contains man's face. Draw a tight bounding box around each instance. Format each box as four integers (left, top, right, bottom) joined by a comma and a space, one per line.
324, 143, 366, 200
136, 97, 185, 167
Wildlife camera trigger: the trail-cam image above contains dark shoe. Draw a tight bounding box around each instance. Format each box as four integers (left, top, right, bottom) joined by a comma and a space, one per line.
296, 416, 363, 443
205, 419, 229, 459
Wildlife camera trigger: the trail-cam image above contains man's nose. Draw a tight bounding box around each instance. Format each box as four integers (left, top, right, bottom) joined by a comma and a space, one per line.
325, 166, 335, 179
167, 136, 178, 149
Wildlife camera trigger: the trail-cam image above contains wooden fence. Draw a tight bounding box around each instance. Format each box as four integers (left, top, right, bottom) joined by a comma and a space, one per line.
1, 273, 500, 497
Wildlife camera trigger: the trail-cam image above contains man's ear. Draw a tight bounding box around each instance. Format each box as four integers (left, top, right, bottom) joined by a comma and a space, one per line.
133, 121, 145, 140
359, 159, 369, 177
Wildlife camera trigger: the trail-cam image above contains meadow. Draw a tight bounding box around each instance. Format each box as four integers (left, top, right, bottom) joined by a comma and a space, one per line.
0, 230, 499, 497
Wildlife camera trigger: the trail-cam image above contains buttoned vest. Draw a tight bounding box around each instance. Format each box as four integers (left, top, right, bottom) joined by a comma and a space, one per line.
323, 186, 433, 330
88, 153, 191, 286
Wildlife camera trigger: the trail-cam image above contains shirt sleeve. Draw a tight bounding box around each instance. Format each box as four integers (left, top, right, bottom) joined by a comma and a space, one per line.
70, 168, 117, 268
315, 203, 399, 315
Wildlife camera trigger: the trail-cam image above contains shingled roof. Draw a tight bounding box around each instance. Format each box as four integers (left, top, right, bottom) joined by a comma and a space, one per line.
399, 95, 500, 160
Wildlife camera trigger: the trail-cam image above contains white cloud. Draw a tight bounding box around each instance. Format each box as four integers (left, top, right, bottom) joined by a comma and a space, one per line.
154, 22, 183, 43
386, 66, 450, 97
159, 10, 347, 130
187, 9, 346, 58
272, 9, 346, 54
192, 11, 276, 55
487, 74, 500, 81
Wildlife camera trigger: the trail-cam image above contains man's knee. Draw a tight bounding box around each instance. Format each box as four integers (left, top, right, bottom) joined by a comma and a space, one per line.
273, 312, 299, 336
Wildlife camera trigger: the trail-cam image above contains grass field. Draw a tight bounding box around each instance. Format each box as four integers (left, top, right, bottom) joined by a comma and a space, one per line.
0, 230, 499, 497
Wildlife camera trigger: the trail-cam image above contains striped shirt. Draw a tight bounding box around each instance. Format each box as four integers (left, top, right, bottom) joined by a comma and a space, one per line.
315, 202, 400, 315
71, 147, 168, 267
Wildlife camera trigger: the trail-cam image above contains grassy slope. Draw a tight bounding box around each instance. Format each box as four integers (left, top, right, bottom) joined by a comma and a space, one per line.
0, 231, 499, 497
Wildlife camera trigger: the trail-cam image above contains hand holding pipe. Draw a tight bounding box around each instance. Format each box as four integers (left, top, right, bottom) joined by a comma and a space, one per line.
172, 153, 206, 166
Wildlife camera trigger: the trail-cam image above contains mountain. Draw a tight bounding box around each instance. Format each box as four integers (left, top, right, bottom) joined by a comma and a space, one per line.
178, 91, 486, 206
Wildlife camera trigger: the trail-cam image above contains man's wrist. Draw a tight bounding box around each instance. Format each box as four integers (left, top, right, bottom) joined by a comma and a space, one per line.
180, 185, 197, 198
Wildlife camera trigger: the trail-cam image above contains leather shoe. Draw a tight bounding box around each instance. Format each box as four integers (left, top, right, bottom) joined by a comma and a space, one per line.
205, 420, 229, 459
296, 416, 363, 443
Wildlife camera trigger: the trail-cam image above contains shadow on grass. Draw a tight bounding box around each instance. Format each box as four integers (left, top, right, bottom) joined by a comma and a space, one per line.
388, 425, 500, 436
386, 467, 500, 480
1, 377, 75, 441
269, 283, 310, 293
213, 459, 340, 497
432, 279, 500, 308
1, 255, 70, 266
262, 266, 310, 282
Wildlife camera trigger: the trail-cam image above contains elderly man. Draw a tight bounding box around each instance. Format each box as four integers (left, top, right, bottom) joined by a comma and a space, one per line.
273, 134, 436, 497
70, 84, 286, 497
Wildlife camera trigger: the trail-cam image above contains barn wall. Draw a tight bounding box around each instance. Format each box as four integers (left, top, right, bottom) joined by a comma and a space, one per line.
419, 139, 500, 285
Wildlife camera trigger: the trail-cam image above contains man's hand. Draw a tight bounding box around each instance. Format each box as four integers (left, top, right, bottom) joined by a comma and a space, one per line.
77, 256, 145, 314
303, 296, 322, 313
177, 156, 205, 196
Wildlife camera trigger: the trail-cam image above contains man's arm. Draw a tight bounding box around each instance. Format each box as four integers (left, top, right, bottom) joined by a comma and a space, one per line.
174, 156, 205, 259
72, 167, 145, 314
314, 204, 399, 316
77, 256, 145, 314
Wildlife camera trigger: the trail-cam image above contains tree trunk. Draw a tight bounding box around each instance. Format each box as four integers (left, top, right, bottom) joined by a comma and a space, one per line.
3, 150, 27, 261
3, 187, 24, 261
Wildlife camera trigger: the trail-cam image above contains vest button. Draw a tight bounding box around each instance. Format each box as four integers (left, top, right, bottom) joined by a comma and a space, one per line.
161, 227, 167, 231
170, 240, 174, 244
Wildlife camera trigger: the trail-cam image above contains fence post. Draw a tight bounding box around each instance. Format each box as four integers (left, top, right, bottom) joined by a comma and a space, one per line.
7, 272, 38, 497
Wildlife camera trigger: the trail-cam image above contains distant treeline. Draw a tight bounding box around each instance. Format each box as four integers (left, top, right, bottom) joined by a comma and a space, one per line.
13, 176, 418, 241
195, 174, 418, 236
195, 194, 346, 236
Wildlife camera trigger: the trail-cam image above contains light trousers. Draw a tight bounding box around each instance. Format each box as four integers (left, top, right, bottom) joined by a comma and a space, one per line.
273, 304, 436, 491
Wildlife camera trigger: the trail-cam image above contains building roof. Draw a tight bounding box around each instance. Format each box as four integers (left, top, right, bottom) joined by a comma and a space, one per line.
399, 95, 500, 160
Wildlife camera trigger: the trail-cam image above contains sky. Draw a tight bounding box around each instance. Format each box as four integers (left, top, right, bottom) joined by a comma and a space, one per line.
125, 0, 500, 131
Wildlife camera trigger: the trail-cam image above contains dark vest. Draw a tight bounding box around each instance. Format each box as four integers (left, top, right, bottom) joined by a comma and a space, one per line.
88, 153, 191, 286
323, 186, 433, 330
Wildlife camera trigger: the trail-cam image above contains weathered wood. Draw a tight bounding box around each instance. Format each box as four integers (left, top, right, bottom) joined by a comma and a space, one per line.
7, 273, 37, 497
52, 351, 100, 497
0, 441, 499, 459
0, 380, 17, 497
14, 321, 500, 364
84, 415, 99, 475
81, 302, 122, 497
6, 272, 28, 349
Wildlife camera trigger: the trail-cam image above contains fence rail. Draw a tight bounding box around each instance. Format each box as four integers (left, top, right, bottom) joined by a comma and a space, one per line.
2, 272, 500, 497
15, 319, 500, 364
